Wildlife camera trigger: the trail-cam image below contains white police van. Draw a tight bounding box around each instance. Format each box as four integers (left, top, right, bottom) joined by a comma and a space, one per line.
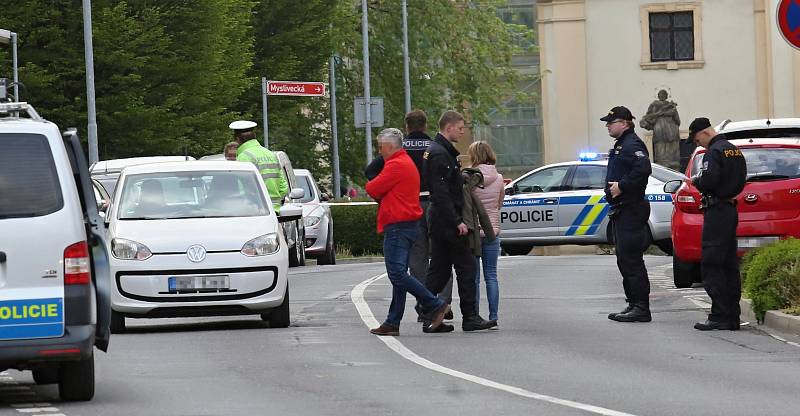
501, 154, 684, 255
0, 102, 111, 401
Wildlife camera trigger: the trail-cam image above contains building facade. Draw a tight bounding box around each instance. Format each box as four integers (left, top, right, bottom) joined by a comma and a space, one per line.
537, 0, 800, 165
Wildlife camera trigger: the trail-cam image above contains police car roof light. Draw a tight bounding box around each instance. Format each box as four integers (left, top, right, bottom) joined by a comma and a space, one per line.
0, 102, 42, 121
579, 151, 608, 162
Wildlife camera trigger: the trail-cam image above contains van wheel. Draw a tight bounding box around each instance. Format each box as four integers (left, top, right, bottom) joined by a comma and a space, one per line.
110, 311, 126, 334
673, 256, 701, 288
503, 244, 534, 256
58, 354, 94, 401
317, 226, 336, 265
32, 367, 59, 384
261, 286, 290, 328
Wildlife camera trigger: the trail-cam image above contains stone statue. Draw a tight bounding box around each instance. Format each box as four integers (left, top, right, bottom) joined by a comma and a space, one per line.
640, 89, 681, 170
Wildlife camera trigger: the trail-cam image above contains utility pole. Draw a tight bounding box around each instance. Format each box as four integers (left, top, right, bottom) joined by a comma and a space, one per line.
82, 0, 99, 164
261, 77, 269, 148
329, 56, 341, 200
402, 0, 411, 114
361, 0, 373, 163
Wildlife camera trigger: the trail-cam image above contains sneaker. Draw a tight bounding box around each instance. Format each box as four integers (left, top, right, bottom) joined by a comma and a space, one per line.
423, 323, 455, 333
369, 324, 400, 336
462, 315, 497, 331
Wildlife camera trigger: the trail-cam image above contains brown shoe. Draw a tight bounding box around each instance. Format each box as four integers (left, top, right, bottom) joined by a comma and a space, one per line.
370, 324, 399, 336
428, 303, 451, 331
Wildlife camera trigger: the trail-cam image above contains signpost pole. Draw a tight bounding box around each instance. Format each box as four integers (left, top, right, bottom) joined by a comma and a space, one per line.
82, 0, 99, 164
329, 56, 341, 200
361, 0, 373, 164
261, 77, 269, 148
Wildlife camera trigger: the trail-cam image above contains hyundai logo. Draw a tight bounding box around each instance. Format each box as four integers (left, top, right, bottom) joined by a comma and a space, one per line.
186, 245, 207, 263
744, 194, 758, 202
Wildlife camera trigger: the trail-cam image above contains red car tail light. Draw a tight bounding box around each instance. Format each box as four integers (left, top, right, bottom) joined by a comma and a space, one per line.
675, 190, 703, 214
64, 241, 90, 285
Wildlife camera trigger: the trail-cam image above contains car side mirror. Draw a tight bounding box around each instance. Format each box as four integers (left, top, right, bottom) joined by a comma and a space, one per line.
505, 187, 514, 196
663, 179, 682, 194
278, 203, 303, 223
289, 188, 305, 200
320, 192, 330, 202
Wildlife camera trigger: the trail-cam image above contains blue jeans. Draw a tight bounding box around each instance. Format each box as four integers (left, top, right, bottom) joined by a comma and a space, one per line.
474, 237, 501, 321
383, 221, 444, 327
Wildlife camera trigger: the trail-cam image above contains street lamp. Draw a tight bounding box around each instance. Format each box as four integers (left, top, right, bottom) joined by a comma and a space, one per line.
82, 0, 99, 164
0, 28, 20, 101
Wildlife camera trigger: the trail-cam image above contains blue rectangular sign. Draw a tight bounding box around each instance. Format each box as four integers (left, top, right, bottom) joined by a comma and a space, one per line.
0, 298, 64, 340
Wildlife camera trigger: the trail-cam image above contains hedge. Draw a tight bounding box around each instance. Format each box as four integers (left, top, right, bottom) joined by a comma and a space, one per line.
742, 238, 800, 323
330, 203, 383, 257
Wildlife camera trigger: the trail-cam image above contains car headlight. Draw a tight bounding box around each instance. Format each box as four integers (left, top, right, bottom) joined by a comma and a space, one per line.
111, 238, 152, 260
303, 215, 322, 227
241, 233, 280, 256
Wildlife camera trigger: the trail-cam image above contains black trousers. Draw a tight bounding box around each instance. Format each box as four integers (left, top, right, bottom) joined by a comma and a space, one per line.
611, 200, 651, 306
426, 235, 477, 318
701, 203, 740, 323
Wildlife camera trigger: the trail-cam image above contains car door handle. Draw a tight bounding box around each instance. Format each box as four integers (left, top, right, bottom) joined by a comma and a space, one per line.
0, 251, 6, 263
544, 198, 558, 204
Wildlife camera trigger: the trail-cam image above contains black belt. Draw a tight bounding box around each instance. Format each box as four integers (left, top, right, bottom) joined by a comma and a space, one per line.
700, 195, 737, 210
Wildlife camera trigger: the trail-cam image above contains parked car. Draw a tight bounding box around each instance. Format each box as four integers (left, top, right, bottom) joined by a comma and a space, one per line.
0, 102, 111, 401
199, 151, 307, 268
294, 169, 336, 264
501, 156, 685, 255
105, 161, 302, 332
665, 118, 800, 288
91, 156, 195, 197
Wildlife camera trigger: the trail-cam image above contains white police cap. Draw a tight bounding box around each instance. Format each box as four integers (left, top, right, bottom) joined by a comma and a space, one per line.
228, 120, 257, 131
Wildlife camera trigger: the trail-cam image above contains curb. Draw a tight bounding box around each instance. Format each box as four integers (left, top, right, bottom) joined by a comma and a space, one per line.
740, 298, 800, 338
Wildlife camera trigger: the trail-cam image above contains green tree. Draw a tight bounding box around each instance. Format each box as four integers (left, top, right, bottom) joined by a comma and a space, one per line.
330, 0, 532, 186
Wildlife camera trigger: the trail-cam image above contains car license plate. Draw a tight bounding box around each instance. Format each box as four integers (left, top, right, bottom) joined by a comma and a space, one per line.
168, 275, 229, 292
737, 236, 779, 249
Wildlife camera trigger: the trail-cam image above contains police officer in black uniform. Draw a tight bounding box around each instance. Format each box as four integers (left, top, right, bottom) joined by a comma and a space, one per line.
688, 117, 747, 331
601, 106, 654, 323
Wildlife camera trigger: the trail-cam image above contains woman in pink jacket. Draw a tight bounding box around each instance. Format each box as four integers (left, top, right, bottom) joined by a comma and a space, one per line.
468, 141, 504, 325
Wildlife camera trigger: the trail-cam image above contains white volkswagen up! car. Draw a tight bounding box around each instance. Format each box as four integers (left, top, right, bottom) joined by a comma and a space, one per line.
106, 161, 300, 332
0, 102, 111, 401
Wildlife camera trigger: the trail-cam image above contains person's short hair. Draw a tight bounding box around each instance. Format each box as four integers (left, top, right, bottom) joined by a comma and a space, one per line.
468, 141, 497, 166
236, 130, 256, 142
624, 120, 635, 129
224, 142, 239, 153
405, 110, 427, 132
377, 128, 404, 149
438, 110, 465, 130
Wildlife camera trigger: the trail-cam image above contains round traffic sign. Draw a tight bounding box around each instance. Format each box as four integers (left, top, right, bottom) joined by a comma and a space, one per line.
777, 0, 800, 50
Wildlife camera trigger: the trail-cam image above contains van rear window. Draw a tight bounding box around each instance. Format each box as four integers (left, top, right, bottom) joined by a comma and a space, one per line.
0, 133, 64, 218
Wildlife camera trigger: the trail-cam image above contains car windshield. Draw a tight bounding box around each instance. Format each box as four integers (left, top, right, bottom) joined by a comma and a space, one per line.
296, 175, 315, 203
117, 171, 269, 220
691, 147, 800, 181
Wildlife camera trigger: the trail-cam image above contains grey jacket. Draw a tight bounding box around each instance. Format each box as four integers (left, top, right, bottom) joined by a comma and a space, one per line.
461, 168, 496, 256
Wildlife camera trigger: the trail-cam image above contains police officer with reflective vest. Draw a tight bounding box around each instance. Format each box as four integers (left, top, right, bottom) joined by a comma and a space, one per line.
601, 106, 653, 323
230, 120, 289, 211
688, 117, 747, 331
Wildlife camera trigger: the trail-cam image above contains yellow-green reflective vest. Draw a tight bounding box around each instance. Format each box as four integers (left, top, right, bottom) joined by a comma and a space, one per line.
237, 139, 288, 210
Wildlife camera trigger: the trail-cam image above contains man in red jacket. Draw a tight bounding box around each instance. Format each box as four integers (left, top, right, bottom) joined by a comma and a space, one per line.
366, 128, 451, 336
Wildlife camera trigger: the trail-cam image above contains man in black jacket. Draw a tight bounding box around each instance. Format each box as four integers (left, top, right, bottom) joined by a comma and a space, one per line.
423, 110, 495, 332
601, 106, 653, 323
688, 117, 747, 331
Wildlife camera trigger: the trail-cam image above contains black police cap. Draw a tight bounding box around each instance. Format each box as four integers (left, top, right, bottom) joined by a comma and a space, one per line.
688, 117, 712, 139
600, 106, 635, 122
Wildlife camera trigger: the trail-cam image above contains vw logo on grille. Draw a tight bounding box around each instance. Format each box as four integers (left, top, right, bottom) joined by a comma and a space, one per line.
186, 245, 207, 263
744, 194, 758, 202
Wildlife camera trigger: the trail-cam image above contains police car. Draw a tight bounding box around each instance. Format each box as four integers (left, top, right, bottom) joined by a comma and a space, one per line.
0, 102, 111, 401
501, 153, 684, 255
665, 118, 800, 288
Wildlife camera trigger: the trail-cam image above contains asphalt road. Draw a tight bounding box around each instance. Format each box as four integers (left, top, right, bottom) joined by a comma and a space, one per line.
2, 255, 800, 416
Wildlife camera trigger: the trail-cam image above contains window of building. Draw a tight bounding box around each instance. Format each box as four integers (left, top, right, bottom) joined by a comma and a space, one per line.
649, 12, 694, 61
639, 4, 704, 70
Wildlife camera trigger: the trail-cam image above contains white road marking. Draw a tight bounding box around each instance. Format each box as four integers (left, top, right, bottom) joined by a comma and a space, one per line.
351, 273, 640, 416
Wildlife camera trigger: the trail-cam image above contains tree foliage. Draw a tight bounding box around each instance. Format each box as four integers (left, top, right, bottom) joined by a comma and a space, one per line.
0, 0, 531, 186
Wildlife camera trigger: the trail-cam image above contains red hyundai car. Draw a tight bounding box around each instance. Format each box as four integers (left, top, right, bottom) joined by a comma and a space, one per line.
665, 118, 800, 288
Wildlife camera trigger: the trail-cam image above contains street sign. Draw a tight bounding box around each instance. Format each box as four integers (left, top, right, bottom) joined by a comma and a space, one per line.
354, 97, 384, 128
777, 0, 800, 50
266, 81, 326, 97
